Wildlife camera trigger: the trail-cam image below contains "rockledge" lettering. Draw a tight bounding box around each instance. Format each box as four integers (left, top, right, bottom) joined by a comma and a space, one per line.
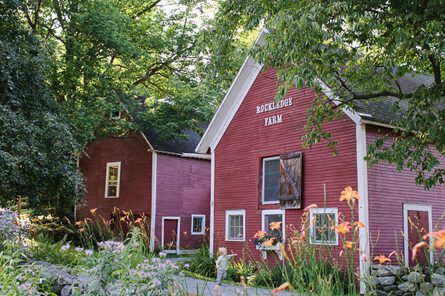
256, 98, 292, 114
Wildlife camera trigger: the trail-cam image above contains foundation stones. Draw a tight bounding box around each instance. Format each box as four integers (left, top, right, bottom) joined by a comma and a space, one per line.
408, 272, 425, 284
371, 264, 445, 296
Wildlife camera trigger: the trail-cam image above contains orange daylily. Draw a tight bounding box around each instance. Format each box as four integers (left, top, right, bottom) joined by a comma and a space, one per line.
254, 230, 266, 238
303, 204, 318, 211
339, 187, 360, 204
90, 208, 97, 214
75, 221, 82, 226
79, 228, 84, 233
412, 241, 429, 261
263, 238, 275, 247
423, 229, 445, 249
269, 221, 282, 231
334, 222, 352, 235
272, 282, 290, 296
344, 241, 354, 249
354, 221, 365, 231
135, 218, 143, 224
374, 255, 391, 264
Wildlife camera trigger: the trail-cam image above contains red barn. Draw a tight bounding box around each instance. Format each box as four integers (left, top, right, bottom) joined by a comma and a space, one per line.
78, 127, 210, 254
196, 30, 445, 290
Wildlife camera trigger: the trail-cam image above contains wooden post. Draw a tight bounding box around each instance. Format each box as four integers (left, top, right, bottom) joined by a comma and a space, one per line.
17, 195, 22, 216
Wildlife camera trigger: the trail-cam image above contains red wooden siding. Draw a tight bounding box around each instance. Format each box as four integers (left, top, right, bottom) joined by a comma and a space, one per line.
214, 68, 359, 259
77, 133, 152, 220
154, 153, 211, 250
366, 125, 445, 260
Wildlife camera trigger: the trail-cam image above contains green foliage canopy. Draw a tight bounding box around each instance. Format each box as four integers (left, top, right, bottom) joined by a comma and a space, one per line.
0, 0, 84, 214
213, 0, 445, 188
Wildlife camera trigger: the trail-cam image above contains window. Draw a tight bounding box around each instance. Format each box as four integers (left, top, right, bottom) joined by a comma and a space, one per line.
191, 215, 206, 235
105, 162, 121, 198
309, 208, 338, 245
262, 209, 285, 241
226, 210, 245, 241
110, 111, 121, 120
262, 156, 280, 204
261, 153, 303, 208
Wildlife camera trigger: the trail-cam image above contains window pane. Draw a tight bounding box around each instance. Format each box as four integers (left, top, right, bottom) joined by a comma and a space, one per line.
264, 214, 283, 238
313, 213, 336, 243
107, 165, 119, 197
264, 158, 280, 202
229, 215, 243, 240
193, 217, 203, 233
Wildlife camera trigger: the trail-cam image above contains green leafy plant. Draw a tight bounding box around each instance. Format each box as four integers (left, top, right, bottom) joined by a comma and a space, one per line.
188, 245, 216, 278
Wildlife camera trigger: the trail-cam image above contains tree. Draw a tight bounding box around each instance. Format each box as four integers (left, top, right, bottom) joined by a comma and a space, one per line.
212, 0, 445, 188
18, 0, 229, 145
0, 0, 84, 215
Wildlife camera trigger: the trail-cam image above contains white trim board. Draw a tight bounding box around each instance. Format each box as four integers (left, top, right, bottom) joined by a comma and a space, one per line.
161, 216, 181, 254
356, 123, 370, 294
209, 149, 215, 256
403, 204, 433, 267
149, 152, 157, 252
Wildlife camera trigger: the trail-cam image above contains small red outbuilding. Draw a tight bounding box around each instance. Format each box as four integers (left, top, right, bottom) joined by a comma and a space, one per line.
77, 127, 210, 254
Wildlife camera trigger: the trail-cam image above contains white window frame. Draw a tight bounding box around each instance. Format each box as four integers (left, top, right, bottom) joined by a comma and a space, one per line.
403, 204, 433, 267
191, 214, 206, 235
309, 208, 339, 246
111, 111, 122, 120
262, 209, 286, 241
105, 161, 121, 198
225, 209, 246, 242
262, 156, 281, 204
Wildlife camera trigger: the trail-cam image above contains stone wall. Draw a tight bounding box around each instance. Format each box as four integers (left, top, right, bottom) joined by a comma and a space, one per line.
371, 264, 445, 296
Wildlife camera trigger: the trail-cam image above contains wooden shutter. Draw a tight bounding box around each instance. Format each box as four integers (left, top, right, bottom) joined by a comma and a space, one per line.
279, 152, 302, 209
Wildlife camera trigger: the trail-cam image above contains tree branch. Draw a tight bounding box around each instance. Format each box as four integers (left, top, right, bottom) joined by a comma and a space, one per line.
429, 55, 442, 85
133, 0, 161, 18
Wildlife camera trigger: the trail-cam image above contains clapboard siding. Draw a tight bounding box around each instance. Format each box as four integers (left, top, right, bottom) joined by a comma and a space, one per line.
367, 125, 445, 258
77, 133, 152, 220
155, 153, 211, 250
214, 68, 359, 259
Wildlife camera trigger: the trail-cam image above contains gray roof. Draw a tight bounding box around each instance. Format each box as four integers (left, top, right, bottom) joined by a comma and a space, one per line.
350, 74, 434, 124
142, 127, 205, 155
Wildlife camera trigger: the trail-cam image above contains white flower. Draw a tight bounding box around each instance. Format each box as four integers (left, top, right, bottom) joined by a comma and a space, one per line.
60, 243, 70, 251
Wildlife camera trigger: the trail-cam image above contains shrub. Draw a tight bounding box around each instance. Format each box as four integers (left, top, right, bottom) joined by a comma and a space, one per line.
71, 208, 151, 249
0, 241, 54, 295
27, 214, 78, 244
188, 245, 216, 278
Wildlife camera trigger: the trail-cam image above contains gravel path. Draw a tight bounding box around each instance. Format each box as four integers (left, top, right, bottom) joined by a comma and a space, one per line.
175, 276, 295, 296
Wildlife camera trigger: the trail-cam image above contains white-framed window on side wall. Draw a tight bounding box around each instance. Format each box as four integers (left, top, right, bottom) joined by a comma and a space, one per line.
191, 214, 206, 235
262, 156, 280, 204
262, 209, 285, 241
226, 210, 246, 241
309, 208, 338, 245
105, 162, 121, 198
